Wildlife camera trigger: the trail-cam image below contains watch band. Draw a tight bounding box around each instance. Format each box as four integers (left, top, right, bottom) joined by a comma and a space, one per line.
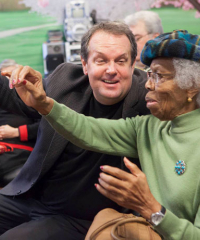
160, 205, 166, 215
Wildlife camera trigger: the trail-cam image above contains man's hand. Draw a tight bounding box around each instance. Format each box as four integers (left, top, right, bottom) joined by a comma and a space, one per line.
1, 65, 54, 115
95, 157, 161, 220
0, 125, 19, 140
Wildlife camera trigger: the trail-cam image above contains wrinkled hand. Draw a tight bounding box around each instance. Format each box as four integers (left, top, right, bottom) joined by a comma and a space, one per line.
1, 65, 53, 115
0, 125, 19, 140
96, 157, 161, 220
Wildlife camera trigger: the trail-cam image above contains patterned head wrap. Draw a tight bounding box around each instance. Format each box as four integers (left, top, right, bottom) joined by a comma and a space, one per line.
141, 30, 200, 67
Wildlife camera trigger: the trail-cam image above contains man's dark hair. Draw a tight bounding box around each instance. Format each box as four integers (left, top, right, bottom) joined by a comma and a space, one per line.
81, 21, 137, 65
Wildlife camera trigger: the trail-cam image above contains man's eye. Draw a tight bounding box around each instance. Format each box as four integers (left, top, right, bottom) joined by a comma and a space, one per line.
118, 59, 126, 63
96, 59, 105, 64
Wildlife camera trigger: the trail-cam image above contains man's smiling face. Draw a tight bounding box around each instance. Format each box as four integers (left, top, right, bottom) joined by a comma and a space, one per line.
81, 30, 135, 105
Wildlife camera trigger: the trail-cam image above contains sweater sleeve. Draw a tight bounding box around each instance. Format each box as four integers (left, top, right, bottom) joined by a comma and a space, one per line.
154, 208, 200, 240
44, 100, 139, 158
155, 177, 200, 240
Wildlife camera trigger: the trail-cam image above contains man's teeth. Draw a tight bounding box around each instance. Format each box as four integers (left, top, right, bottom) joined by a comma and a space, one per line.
103, 80, 117, 84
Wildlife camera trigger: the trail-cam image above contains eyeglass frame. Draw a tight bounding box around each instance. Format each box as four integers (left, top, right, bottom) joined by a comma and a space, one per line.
147, 71, 175, 85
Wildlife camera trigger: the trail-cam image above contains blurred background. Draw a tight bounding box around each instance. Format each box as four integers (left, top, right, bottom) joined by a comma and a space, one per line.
0, 0, 200, 77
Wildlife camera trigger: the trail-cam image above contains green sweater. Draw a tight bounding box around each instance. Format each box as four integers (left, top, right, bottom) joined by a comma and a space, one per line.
45, 100, 200, 240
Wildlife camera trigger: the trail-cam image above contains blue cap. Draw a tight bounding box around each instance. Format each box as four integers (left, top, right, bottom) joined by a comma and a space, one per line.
141, 30, 200, 66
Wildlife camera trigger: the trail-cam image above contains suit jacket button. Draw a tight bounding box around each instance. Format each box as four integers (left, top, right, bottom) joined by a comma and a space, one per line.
17, 190, 21, 194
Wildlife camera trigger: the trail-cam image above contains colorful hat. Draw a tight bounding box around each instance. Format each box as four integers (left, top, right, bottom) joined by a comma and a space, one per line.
141, 30, 200, 66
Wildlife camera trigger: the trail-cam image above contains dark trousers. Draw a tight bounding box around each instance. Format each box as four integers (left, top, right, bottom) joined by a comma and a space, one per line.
0, 194, 92, 240
0, 149, 31, 187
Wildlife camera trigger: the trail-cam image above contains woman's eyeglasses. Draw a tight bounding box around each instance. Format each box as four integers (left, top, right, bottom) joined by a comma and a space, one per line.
147, 71, 174, 84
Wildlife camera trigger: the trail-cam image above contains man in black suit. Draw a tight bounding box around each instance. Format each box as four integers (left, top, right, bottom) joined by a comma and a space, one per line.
0, 21, 149, 240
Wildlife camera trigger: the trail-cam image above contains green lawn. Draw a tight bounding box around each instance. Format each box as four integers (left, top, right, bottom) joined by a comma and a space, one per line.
152, 7, 200, 34
0, 10, 57, 31
0, 7, 200, 76
0, 26, 63, 74
0, 10, 62, 74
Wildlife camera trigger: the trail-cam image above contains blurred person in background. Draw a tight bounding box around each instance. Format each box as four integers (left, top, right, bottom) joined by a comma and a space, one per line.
0, 59, 41, 187
124, 10, 163, 70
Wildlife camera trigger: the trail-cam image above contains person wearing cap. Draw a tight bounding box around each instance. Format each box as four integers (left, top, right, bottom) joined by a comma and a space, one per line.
9, 29, 200, 239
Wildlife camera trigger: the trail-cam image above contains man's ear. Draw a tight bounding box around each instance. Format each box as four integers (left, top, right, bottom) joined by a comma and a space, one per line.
81, 56, 88, 75
187, 88, 200, 100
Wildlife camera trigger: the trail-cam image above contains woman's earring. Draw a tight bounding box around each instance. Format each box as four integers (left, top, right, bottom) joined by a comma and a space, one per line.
188, 97, 192, 103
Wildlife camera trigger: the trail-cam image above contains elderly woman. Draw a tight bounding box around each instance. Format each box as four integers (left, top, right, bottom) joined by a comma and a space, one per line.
4, 30, 200, 239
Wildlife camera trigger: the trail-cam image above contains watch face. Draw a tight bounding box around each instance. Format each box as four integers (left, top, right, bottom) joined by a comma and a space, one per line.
151, 212, 165, 226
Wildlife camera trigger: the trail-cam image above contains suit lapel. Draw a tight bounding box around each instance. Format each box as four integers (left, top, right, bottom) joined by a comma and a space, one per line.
122, 68, 148, 118
47, 83, 93, 154
122, 80, 140, 118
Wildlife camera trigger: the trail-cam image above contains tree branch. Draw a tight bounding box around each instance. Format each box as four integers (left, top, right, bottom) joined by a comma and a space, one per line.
187, 0, 200, 12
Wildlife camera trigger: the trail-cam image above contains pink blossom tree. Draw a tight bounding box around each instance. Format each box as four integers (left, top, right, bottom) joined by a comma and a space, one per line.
20, 0, 200, 21
19, 0, 155, 23
152, 0, 200, 18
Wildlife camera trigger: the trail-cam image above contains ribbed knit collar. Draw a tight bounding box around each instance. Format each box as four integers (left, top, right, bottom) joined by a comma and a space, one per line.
170, 108, 200, 133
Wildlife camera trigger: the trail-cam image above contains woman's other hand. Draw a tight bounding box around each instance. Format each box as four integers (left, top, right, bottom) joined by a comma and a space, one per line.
96, 157, 161, 220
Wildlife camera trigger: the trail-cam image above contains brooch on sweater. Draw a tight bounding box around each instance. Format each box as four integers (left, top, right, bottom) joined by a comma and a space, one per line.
175, 160, 186, 175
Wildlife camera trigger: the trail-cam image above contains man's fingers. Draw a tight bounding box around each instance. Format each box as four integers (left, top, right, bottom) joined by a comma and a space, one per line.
0, 73, 11, 83
1, 71, 11, 78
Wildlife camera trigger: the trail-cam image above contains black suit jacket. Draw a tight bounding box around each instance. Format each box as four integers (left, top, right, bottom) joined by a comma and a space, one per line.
0, 63, 149, 196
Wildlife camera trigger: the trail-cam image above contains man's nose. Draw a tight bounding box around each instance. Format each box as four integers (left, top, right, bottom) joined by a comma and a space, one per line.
145, 78, 155, 91
106, 62, 117, 75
